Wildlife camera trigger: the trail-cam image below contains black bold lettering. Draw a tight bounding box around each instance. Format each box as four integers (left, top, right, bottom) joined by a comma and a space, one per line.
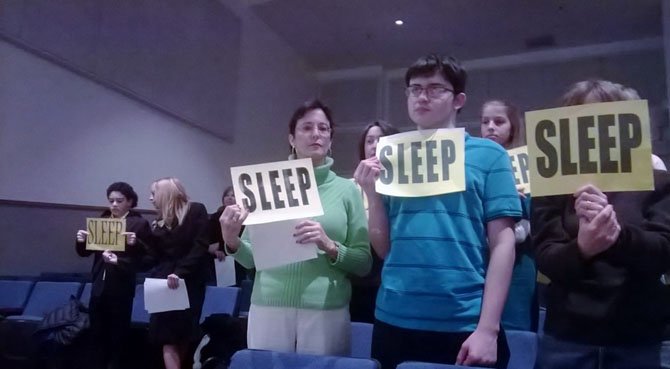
256, 173, 272, 210
618, 113, 642, 173
87, 220, 96, 245
239, 174, 256, 212
440, 139, 456, 181
425, 141, 438, 182
268, 170, 285, 209
509, 155, 521, 185
379, 145, 393, 185
560, 118, 577, 175
101, 220, 109, 245
296, 167, 311, 205
282, 169, 299, 207
518, 153, 529, 184
410, 141, 423, 183
597, 114, 618, 173
577, 116, 597, 174
535, 120, 558, 178
397, 143, 409, 184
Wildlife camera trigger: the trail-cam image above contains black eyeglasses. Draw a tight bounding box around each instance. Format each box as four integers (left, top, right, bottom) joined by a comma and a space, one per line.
405, 84, 454, 99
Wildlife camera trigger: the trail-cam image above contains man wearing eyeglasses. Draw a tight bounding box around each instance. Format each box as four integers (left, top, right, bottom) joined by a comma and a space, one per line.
355, 54, 521, 369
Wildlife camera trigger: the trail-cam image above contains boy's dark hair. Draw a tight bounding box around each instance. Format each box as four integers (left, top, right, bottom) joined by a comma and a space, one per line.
106, 182, 138, 208
358, 120, 400, 160
288, 99, 335, 138
405, 54, 467, 95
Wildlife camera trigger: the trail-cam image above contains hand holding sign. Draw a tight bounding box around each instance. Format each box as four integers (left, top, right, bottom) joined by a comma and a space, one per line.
577, 204, 621, 259
354, 157, 383, 195
294, 220, 337, 258
167, 274, 180, 289
76, 230, 88, 243
123, 232, 137, 246
573, 185, 609, 222
219, 205, 248, 252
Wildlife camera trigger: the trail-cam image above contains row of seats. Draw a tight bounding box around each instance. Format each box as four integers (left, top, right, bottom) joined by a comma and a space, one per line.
229, 331, 538, 369
0, 279, 242, 323
1, 280, 538, 369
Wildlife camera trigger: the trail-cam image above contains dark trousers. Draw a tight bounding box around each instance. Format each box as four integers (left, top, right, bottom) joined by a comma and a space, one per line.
88, 292, 133, 369
371, 319, 509, 369
349, 284, 378, 323
537, 333, 670, 369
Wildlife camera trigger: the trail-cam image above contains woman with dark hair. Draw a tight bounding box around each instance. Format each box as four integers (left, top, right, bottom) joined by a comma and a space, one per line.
533, 80, 670, 369
208, 185, 249, 286
75, 182, 151, 369
220, 99, 371, 355
480, 100, 537, 331
350, 120, 399, 323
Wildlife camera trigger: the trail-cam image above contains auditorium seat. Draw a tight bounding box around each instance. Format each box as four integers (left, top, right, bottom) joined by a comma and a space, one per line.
229, 349, 380, 369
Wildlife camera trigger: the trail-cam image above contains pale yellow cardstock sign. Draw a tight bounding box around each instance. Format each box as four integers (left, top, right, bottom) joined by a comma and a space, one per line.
375, 128, 466, 197
230, 158, 324, 225
507, 146, 531, 194
525, 100, 653, 197
86, 218, 126, 251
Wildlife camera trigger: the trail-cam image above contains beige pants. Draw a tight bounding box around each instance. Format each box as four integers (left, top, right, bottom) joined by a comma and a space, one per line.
247, 304, 351, 356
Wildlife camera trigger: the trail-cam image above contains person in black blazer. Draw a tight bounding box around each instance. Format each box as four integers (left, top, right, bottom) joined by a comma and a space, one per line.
146, 177, 209, 369
207, 185, 250, 286
75, 182, 151, 369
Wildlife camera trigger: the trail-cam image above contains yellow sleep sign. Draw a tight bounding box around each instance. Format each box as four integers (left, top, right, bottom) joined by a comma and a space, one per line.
86, 218, 126, 251
375, 128, 465, 197
525, 100, 653, 197
507, 146, 531, 194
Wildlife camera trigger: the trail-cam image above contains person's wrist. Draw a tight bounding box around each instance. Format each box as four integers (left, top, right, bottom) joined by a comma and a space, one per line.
226, 237, 240, 252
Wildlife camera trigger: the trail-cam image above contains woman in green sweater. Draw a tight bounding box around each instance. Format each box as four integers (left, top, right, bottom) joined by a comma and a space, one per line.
220, 99, 372, 356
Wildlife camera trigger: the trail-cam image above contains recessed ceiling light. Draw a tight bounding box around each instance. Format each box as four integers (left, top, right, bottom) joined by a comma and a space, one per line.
395, 20, 404, 26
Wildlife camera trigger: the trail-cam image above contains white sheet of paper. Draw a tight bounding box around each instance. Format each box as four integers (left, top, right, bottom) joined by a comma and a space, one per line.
143, 278, 190, 313
214, 257, 237, 287
248, 218, 318, 271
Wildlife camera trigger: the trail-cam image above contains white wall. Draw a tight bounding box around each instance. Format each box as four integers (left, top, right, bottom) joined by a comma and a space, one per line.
0, 1, 316, 210
0, 0, 317, 276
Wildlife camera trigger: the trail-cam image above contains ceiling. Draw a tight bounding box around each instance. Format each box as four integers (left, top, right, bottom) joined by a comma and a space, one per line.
249, 0, 662, 71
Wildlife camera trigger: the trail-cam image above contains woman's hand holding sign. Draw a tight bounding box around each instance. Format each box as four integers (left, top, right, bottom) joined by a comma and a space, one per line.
354, 157, 382, 195
294, 220, 338, 260
220, 205, 248, 253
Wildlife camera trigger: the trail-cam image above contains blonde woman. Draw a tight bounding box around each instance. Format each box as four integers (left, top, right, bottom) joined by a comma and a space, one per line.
147, 177, 209, 369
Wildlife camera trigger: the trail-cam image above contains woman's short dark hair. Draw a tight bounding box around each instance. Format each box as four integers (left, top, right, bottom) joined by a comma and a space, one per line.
405, 54, 467, 95
358, 121, 400, 160
106, 182, 138, 208
288, 99, 335, 138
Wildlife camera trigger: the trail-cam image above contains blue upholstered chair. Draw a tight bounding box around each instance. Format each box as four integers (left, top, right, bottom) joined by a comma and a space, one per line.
350, 321, 373, 359
200, 286, 241, 323
229, 349, 380, 369
0, 280, 34, 316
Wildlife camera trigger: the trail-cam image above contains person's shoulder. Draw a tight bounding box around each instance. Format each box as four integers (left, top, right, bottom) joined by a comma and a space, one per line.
126, 210, 146, 219
466, 135, 507, 154
332, 175, 359, 192
189, 202, 208, 215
